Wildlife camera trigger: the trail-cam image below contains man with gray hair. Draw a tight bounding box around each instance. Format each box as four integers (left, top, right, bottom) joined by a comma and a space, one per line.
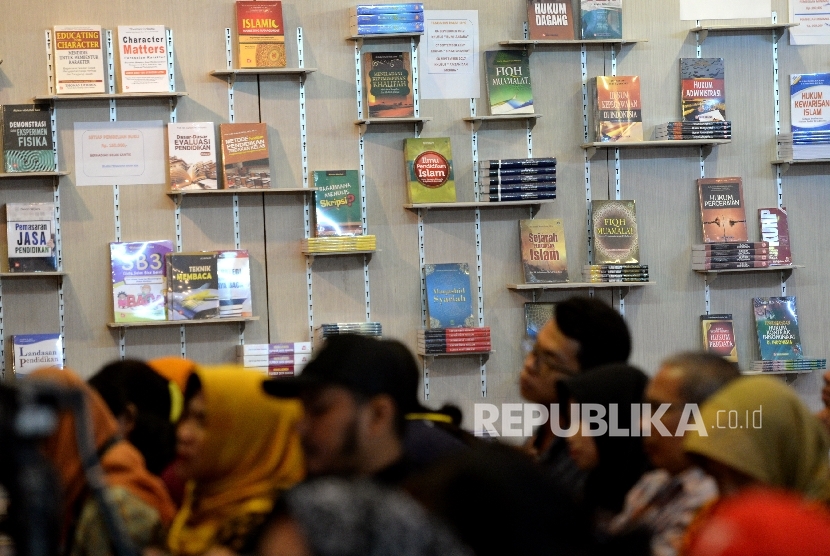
607, 352, 740, 556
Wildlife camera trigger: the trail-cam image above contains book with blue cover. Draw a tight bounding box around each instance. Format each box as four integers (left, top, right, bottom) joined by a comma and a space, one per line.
791, 73, 830, 133
581, 0, 622, 40
111, 240, 172, 322
525, 302, 555, 339
424, 262, 475, 328
753, 297, 803, 361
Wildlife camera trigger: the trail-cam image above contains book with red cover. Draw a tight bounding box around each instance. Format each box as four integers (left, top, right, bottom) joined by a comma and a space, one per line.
758, 207, 792, 266
236, 1, 285, 68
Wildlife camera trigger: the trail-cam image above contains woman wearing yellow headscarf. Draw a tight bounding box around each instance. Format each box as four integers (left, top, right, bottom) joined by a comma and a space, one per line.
684, 375, 830, 502
166, 366, 304, 556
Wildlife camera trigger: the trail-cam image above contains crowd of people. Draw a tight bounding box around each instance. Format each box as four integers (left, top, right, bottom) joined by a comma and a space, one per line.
3, 295, 830, 556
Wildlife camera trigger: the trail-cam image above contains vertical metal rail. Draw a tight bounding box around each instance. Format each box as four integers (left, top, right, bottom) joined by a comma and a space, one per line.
296, 27, 313, 340
694, 24, 712, 316
582, 44, 594, 299
770, 12, 787, 297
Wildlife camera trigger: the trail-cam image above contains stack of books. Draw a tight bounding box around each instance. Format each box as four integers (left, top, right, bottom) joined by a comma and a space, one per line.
302, 235, 376, 253
776, 132, 830, 161
653, 121, 731, 140
349, 3, 424, 35
692, 242, 770, 271
479, 157, 556, 203
417, 327, 491, 354
314, 322, 382, 347
236, 342, 312, 377
583, 264, 649, 283
749, 359, 826, 372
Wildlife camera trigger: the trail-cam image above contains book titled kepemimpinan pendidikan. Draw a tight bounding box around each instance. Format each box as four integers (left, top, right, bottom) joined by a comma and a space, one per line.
53, 25, 105, 94
593, 76, 642, 142
680, 58, 726, 122
2, 104, 55, 173
590, 199, 639, 264
7, 203, 57, 272
11, 334, 63, 377
520, 218, 568, 283
424, 262, 474, 328
117, 25, 169, 93
753, 297, 803, 361
700, 314, 738, 363
110, 240, 172, 323
485, 50, 534, 116
697, 177, 747, 243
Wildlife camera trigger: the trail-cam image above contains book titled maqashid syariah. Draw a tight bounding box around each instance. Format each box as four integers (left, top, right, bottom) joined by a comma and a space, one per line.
110, 240, 172, 323
485, 50, 534, 116
697, 177, 748, 244
527, 0, 575, 39
168, 122, 218, 190
53, 25, 105, 94
594, 76, 642, 142
520, 218, 568, 283
424, 262, 475, 328
2, 104, 55, 173
363, 52, 414, 118
219, 123, 270, 189
590, 199, 639, 264
680, 58, 726, 122
404, 137, 456, 203
117, 25, 169, 93
7, 202, 57, 272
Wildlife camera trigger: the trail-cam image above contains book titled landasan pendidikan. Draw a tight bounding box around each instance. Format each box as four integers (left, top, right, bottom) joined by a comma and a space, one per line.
11, 334, 63, 377
520, 218, 568, 283
484, 50, 534, 116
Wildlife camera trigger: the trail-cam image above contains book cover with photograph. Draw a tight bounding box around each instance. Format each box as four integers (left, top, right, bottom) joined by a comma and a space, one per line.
580, 0, 622, 39
590, 199, 639, 264
424, 262, 474, 328
363, 52, 414, 118
753, 297, 803, 361
525, 302, 555, 339
117, 25, 168, 93
680, 58, 726, 122
2, 104, 55, 173
485, 50, 534, 116
53, 25, 105, 94
698, 177, 748, 243
11, 333, 63, 377
758, 207, 792, 266
593, 75, 642, 142
219, 123, 270, 189
7, 202, 57, 272
236, 1, 285, 68
700, 314, 738, 362
527, 0, 574, 39
404, 137, 456, 203
313, 170, 363, 237
168, 122, 218, 190
167, 252, 220, 320
520, 218, 568, 283
110, 240, 172, 322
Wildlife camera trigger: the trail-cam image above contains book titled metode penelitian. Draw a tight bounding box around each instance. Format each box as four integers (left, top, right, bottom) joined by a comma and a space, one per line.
219, 123, 270, 189
117, 25, 168, 93
520, 218, 568, 283
53, 25, 105, 94
700, 314, 738, 363
593, 76, 642, 142
424, 262, 475, 328
7, 202, 57, 272
110, 240, 172, 323
527, 0, 574, 39
236, 1, 286, 68
590, 199, 639, 264
314, 170, 363, 237
11, 334, 63, 377
753, 297, 803, 361
484, 50, 534, 116
2, 104, 55, 173
363, 52, 414, 118
697, 177, 748, 243
404, 137, 456, 203
680, 58, 726, 122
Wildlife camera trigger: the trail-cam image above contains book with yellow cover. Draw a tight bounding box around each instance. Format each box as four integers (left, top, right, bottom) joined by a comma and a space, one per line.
53, 25, 105, 94
404, 137, 456, 203
236, 1, 286, 68
219, 123, 270, 189
519, 219, 568, 283
593, 76, 642, 142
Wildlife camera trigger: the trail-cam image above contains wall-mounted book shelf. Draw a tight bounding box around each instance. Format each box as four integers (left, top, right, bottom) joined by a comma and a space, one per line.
167, 187, 314, 198
108, 316, 259, 329
0, 171, 69, 180
581, 139, 731, 159
355, 117, 431, 136
694, 264, 803, 282
463, 114, 541, 131
772, 159, 830, 174
35, 92, 187, 102
211, 68, 316, 78
418, 350, 492, 358
498, 38, 647, 53
690, 22, 797, 43
348, 32, 423, 47
0, 271, 66, 278
303, 249, 376, 257
405, 199, 555, 212
508, 281, 655, 299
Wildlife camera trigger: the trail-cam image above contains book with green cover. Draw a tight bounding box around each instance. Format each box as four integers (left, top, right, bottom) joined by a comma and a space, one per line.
520, 218, 567, 283
313, 170, 363, 237
753, 297, 803, 361
525, 302, 555, 339
590, 199, 639, 264
485, 50, 534, 116
404, 137, 456, 203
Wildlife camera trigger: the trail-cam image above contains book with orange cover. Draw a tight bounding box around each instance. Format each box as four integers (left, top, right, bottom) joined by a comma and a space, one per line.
219, 123, 271, 189
593, 75, 642, 142
236, 1, 285, 68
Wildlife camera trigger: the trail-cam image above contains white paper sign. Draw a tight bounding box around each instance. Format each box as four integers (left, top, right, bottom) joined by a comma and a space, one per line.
790, 0, 830, 45
419, 10, 480, 99
73, 121, 165, 186
679, 0, 771, 20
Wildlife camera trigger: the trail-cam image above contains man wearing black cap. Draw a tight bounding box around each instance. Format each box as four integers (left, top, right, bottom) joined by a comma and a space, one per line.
263, 334, 423, 485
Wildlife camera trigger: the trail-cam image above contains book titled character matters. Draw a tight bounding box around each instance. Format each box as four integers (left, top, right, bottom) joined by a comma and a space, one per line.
697, 177, 747, 243
520, 219, 568, 283
219, 123, 270, 189
594, 76, 642, 142
313, 170, 363, 236
363, 52, 414, 118
53, 25, 105, 94
117, 25, 168, 93
700, 314, 738, 362
485, 50, 534, 116
2, 104, 55, 173
680, 58, 726, 122
7, 203, 57, 272
404, 137, 456, 203
424, 262, 474, 328
753, 297, 803, 361
110, 240, 172, 323
236, 1, 286, 68
590, 200, 639, 264
527, 0, 574, 39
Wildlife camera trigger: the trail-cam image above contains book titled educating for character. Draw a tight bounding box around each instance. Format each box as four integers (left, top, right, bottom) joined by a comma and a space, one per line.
753, 297, 803, 361
700, 314, 738, 363
110, 240, 172, 323
403, 137, 456, 203
424, 262, 475, 328
2, 104, 55, 173
363, 52, 414, 118
484, 50, 534, 116
117, 25, 169, 93
11, 334, 63, 377
590, 199, 639, 264
697, 177, 748, 243
313, 170, 363, 237
520, 219, 568, 283
53, 25, 105, 94
7, 203, 57, 272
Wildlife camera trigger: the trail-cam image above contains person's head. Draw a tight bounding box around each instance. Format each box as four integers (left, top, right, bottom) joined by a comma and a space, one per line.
557, 363, 650, 513
684, 375, 830, 501
642, 352, 740, 475
263, 334, 419, 478
88, 359, 177, 474
258, 478, 473, 556
520, 296, 631, 404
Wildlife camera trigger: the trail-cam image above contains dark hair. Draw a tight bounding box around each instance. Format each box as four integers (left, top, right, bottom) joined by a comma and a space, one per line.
554, 296, 631, 370
659, 351, 741, 405
88, 359, 176, 475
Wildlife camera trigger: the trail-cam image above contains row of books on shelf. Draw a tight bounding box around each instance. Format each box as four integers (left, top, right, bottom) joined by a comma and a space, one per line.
417, 327, 491, 354
110, 242, 252, 323
236, 342, 312, 377
351, 3, 424, 35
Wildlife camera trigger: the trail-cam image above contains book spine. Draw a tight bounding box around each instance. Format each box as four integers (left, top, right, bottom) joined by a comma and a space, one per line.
480, 165, 557, 177
419, 344, 492, 353
481, 173, 557, 186
489, 192, 556, 201
479, 157, 557, 169
481, 184, 557, 193
582, 277, 650, 283
690, 248, 768, 256
236, 342, 312, 355
692, 242, 768, 250
692, 261, 770, 270
350, 3, 424, 15
351, 22, 424, 34
692, 254, 769, 263
351, 13, 424, 23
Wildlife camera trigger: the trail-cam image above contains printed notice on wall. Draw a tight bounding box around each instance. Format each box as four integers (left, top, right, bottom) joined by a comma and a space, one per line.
679, 0, 771, 20
790, 0, 830, 45
419, 10, 480, 99
73, 121, 165, 186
